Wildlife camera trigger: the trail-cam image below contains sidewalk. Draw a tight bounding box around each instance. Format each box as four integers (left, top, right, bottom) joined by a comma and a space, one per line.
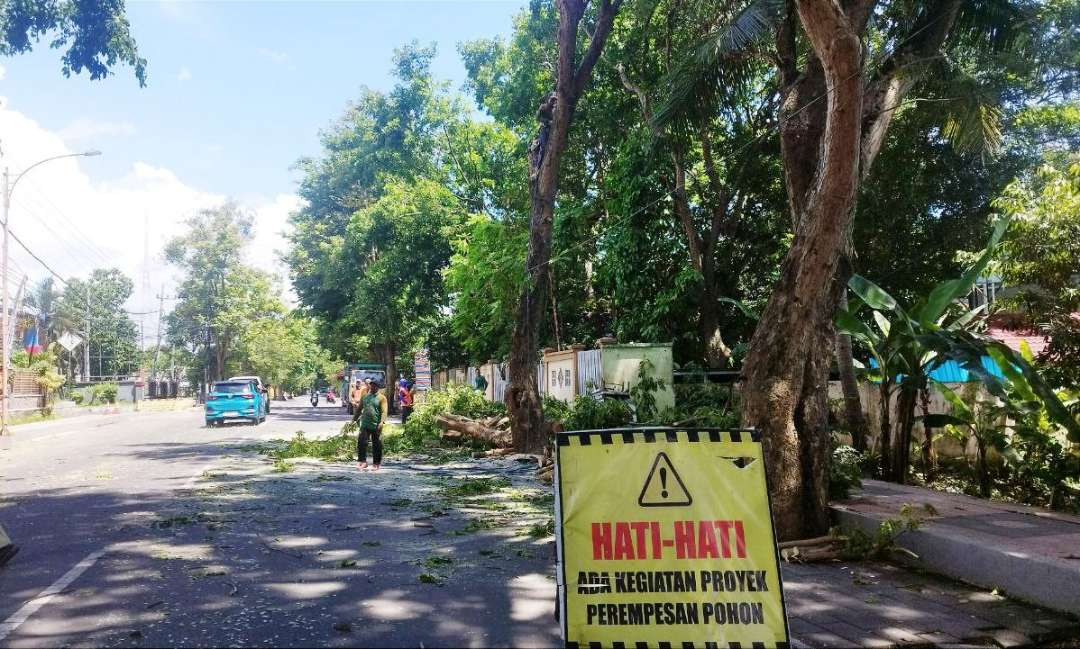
784, 559, 1079, 648
833, 479, 1080, 615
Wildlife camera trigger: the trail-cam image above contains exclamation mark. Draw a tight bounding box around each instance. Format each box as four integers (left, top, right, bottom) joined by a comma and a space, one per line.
660, 467, 668, 498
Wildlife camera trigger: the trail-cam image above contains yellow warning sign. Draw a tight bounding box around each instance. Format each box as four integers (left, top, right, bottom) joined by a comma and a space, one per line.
555, 428, 790, 648
638, 452, 691, 507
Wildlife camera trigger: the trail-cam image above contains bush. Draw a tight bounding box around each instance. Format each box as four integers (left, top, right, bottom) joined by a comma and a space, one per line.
830, 443, 866, 500
549, 395, 633, 431
401, 383, 505, 449
93, 383, 119, 404
658, 382, 740, 427
71, 392, 85, 406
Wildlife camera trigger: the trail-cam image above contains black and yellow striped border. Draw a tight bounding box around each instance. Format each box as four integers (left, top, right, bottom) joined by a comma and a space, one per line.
556, 428, 761, 447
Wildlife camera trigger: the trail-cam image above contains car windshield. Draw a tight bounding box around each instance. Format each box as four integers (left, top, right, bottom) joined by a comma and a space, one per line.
212, 382, 252, 394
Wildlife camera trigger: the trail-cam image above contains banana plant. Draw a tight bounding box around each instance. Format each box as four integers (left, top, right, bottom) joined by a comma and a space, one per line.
921, 383, 1011, 498
837, 218, 1080, 485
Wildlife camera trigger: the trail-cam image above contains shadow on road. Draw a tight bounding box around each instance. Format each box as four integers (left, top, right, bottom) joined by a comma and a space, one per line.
0, 449, 558, 648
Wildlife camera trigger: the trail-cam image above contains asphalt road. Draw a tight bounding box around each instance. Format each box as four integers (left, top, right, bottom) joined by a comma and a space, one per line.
0, 399, 560, 648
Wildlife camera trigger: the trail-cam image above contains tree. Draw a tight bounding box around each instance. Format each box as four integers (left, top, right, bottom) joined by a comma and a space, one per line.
994, 155, 1080, 386
506, 0, 623, 452
58, 268, 139, 379
329, 179, 467, 399
25, 278, 75, 348
0, 0, 146, 84
240, 315, 332, 397
288, 42, 491, 376
165, 204, 283, 389
657, 0, 1042, 539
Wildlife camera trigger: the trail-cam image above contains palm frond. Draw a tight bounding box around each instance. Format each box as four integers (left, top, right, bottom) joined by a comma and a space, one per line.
653, 0, 783, 129
931, 62, 1006, 158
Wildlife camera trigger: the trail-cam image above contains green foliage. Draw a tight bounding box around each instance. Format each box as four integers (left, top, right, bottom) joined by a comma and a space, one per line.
263, 430, 356, 463
400, 383, 505, 448
92, 383, 118, 405
0, 0, 147, 85
994, 156, 1080, 387
830, 444, 867, 501
440, 477, 510, 499
13, 343, 65, 400
548, 395, 630, 429
58, 269, 140, 379
71, 392, 84, 406
165, 203, 285, 386
842, 503, 936, 561
629, 360, 665, 423
444, 215, 527, 363
667, 382, 740, 427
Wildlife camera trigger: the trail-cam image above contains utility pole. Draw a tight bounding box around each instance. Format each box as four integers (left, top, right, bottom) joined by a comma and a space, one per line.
2, 167, 11, 436
83, 297, 91, 383
150, 287, 166, 378
0, 151, 100, 436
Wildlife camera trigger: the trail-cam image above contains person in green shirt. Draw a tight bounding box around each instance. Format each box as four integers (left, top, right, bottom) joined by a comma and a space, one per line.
352, 378, 388, 471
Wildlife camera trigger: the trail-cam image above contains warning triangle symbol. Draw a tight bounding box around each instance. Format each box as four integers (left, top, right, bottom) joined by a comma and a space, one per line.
637, 452, 692, 507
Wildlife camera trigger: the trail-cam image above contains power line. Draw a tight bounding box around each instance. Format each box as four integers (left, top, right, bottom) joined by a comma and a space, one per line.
6, 227, 159, 316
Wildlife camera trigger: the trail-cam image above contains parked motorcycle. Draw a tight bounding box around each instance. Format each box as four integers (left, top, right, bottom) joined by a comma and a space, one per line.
326, 391, 336, 404
310, 391, 318, 407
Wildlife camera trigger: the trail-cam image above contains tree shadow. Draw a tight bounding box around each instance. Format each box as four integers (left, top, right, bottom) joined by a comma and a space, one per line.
0, 450, 559, 648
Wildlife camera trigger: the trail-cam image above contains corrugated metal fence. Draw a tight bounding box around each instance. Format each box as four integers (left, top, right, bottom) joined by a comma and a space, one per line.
577, 349, 602, 396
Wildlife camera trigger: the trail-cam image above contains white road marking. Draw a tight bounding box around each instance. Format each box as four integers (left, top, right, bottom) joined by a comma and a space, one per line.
0, 549, 107, 642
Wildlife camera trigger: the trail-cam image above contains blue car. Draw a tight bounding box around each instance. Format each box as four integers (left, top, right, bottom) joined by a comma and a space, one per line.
205, 380, 266, 427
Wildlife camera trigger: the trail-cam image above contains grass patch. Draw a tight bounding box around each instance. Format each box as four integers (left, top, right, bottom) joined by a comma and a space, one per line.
526, 519, 555, 538
418, 572, 444, 585
418, 555, 454, 569
338, 559, 358, 569
314, 474, 349, 482
9, 411, 57, 426
453, 518, 500, 535
151, 515, 195, 529
272, 458, 295, 473
262, 429, 356, 463
441, 477, 511, 499
385, 498, 413, 508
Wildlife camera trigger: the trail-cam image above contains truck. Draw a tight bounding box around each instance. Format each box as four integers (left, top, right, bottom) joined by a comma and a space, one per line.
340, 362, 386, 415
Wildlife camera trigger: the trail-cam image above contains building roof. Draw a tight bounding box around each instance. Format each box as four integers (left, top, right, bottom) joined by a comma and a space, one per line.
986, 326, 1049, 357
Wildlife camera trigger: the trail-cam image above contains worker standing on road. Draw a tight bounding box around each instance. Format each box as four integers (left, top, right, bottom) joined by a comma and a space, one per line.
352, 378, 387, 471
399, 379, 415, 427
349, 379, 367, 415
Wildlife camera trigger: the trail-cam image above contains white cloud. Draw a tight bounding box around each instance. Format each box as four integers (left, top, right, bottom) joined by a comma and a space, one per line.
256, 47, 290, 65
0, 63, 6, 81
177, 66, 192, 82
57, 117, 137, 143
248, 193, 302, 306
0, 104, 297, 340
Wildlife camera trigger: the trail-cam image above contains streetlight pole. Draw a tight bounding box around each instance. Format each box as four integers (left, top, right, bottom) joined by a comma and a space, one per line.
0, 151, 101, 437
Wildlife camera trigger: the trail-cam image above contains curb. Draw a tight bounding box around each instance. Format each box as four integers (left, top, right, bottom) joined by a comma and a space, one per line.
831, 504, 1080, 615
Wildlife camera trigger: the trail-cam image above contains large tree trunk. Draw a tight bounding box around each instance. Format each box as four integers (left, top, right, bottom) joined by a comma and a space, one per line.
506, 0, 622, 452
384, 342, 398, 415
894, 381, 919, 484
741, 0, 864, 542
919, 386, 934, 480
878, 379, 893, 479
836, 281, 868, 450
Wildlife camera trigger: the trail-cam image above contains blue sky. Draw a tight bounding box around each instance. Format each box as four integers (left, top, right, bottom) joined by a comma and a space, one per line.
0, 1, 524, 322
2, 1, 523, 202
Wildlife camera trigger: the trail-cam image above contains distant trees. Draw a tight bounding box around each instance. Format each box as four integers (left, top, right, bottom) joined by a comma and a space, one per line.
57, 268, 139, 379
